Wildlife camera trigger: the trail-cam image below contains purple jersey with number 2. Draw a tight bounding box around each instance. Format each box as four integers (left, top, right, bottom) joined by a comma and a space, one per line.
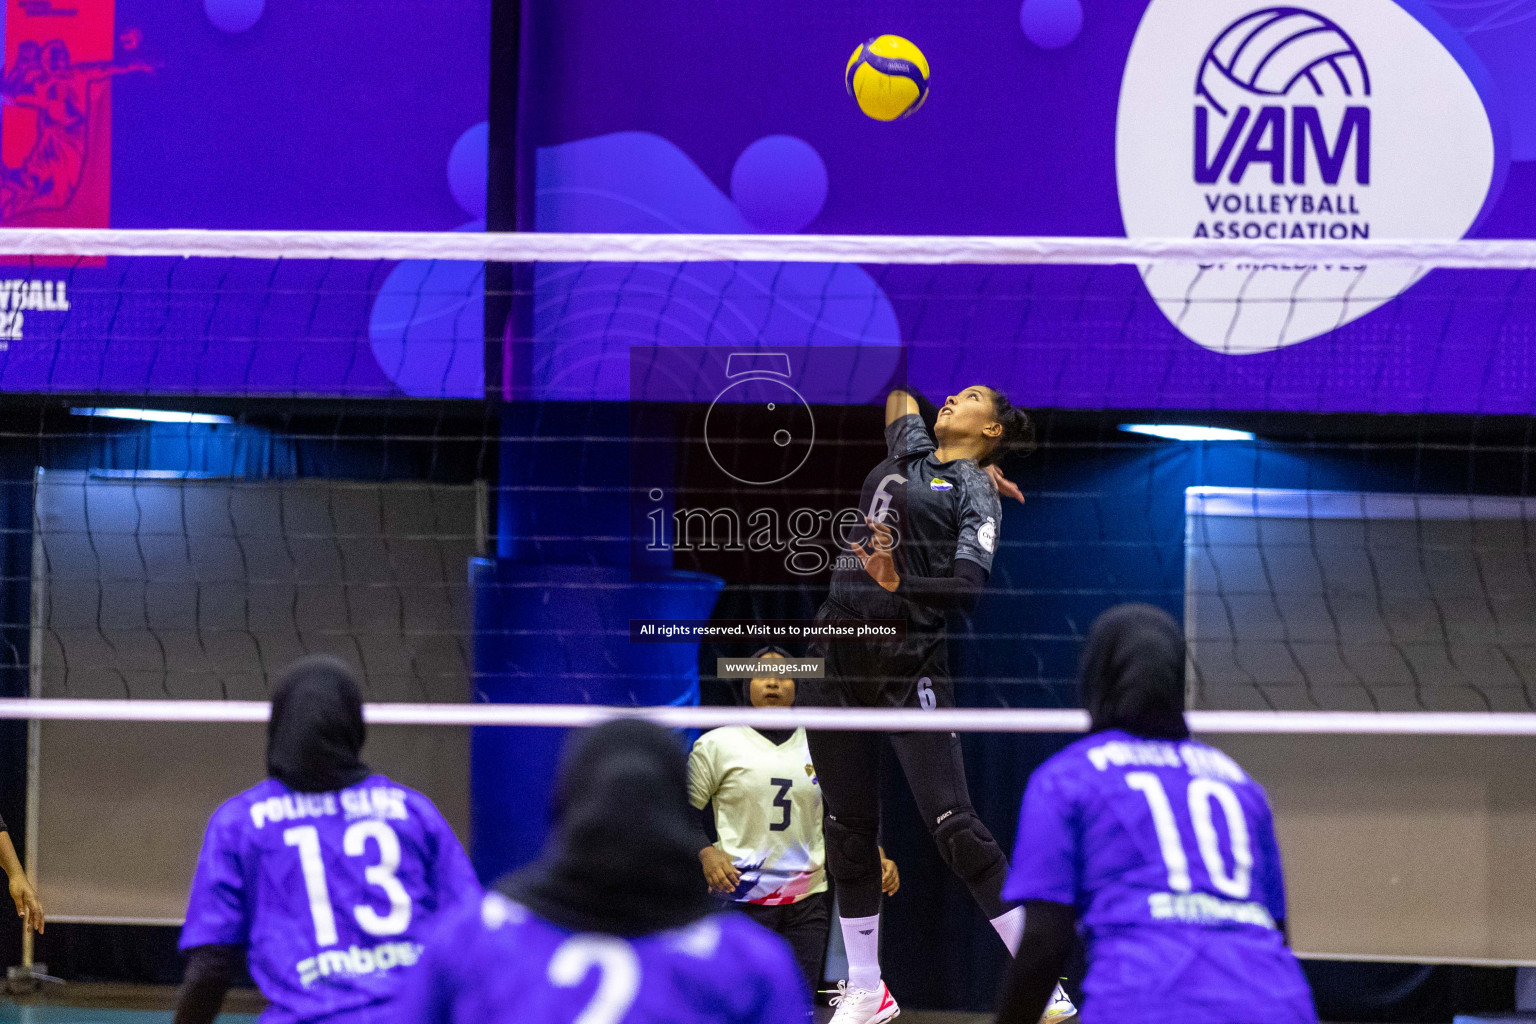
392, 891, 811, 1024
1004, 730, 1316, 1024
181, 774, 481, 1024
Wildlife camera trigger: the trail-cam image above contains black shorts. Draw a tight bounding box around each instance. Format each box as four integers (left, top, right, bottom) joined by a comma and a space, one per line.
735, 890, 831, 997
799, 599, 951, 711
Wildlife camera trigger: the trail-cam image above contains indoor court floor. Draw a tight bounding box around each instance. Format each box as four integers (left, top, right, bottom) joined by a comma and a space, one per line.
0, 986, 1003, 1024
0, 996, 997, 1024
0, 985, 1432, 1023
0, 1011, 988, 1024
0, 986, 260, 1023
0, 988, 1006, 1024
0, 1011, 255, 1024
0, 991, 1445, 1024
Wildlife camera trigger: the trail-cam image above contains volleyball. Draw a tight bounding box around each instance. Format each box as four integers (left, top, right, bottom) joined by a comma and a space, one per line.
845, 35, 929, 121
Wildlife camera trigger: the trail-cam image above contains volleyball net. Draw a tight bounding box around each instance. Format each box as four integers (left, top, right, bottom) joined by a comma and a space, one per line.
5, 228, 1536, 965
0, 228, 1533, 730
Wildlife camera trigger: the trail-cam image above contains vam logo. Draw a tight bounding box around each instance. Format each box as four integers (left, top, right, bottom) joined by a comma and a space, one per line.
1195, 9, 1369, 197
1117, 0, 1500, 354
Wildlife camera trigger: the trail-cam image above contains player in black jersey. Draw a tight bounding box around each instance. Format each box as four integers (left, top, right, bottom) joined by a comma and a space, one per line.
806, 386, 1074, 1024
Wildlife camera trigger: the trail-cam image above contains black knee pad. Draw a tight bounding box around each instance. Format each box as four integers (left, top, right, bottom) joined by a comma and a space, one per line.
932, 807, 1006, 885
822, 813, 880, 883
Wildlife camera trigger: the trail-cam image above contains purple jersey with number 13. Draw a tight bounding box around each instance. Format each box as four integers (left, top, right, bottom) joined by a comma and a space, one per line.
181, 774, 481, 1024
1004, 730, 1316, 1024
392, 891, 811, 1024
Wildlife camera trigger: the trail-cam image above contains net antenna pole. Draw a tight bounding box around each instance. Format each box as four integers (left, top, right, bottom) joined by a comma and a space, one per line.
485, 0, 523, 402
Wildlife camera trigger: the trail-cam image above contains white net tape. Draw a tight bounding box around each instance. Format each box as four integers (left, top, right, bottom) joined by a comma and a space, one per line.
5, 700, 1536, 735
2, 227, 1536, 266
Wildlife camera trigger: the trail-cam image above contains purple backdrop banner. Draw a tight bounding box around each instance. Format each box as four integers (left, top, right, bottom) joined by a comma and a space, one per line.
519, 0, 1536, 415
0, 0, 489, 398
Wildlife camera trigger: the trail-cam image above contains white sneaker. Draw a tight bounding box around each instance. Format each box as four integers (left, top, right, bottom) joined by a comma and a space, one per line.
828, 980, 900, 1024
1041, 981, 1077, 1023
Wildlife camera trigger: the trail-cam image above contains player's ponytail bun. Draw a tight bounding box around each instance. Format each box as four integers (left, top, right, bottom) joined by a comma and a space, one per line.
1078, 604, 1190, 741
980, 388, 1037, 467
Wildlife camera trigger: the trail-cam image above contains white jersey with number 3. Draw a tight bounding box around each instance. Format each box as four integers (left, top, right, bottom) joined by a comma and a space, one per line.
688, 726, 826, 905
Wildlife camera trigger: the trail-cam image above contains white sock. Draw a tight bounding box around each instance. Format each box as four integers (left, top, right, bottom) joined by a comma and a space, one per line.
990, 905, 1026, 955
840, 914, 882, 991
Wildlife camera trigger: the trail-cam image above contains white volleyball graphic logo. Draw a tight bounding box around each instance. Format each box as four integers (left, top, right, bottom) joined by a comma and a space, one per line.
1116, 0, 1497, 355
1197, 8, 1368, 114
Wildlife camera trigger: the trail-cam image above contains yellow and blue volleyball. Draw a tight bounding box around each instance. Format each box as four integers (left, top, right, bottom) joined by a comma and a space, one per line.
845, 35, 929, 121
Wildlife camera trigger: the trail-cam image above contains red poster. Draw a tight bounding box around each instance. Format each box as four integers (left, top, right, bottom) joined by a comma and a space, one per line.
1, 0, 144, 260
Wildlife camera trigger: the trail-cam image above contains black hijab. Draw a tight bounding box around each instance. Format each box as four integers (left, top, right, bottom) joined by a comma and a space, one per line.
1079, 604, 1191, 741
499, 719, 715, 937
740, 644, 794, 746
267, 656, 371, 793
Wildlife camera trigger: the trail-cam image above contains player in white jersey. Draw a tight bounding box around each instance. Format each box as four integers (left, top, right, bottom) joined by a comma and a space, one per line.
689, 647, 898, 998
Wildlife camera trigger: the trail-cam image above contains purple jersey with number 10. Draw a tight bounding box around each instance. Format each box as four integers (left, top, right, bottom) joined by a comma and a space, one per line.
181, 775, 481, 1024
392, 891, 811, 1024
1004, 730, 1316, 1024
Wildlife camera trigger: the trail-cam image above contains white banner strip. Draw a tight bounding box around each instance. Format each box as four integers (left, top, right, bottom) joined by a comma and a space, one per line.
1, 228, 1536, 267
5, 699, 1536, 735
